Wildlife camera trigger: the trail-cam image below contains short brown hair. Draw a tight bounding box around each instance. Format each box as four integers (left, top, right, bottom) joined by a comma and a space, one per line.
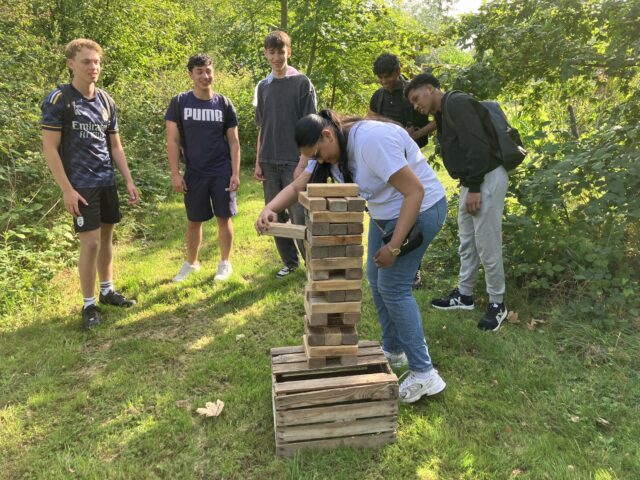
264, 30, 291, 50
64, 39, 103, 59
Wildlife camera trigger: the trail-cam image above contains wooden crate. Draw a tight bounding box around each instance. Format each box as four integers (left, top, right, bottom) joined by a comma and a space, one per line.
271, 340, 398, 457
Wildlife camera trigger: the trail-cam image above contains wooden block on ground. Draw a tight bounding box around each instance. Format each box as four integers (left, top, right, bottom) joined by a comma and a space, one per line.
306, 183, 360, 197
346, 245, 364, 257
261, 223, 306, 240
306, 234, 362, 247
347, 223, 364, 234
346, 196, 366, 212
345, 268, 363, 280
298, 192, 327, 211
271, 340, 398, 457
327, 197, 348, 212
310, 211, 364, 224
329, 223, 348, 235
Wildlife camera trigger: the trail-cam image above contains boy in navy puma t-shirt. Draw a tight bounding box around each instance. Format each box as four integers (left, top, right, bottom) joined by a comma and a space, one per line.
165, 54, 240, 283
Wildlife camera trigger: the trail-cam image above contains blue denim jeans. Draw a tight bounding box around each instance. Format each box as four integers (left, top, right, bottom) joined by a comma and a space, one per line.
367, 196, 447, 372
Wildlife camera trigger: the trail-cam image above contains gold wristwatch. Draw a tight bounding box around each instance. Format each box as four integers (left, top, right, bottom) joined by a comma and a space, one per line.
387, 244, 401, 256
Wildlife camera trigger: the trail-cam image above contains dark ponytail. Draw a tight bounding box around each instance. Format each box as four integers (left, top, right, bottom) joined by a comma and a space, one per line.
295, 109, 355, 184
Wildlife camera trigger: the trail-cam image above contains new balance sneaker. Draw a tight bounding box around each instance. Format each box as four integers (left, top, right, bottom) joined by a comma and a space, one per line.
172, 261, 200, 282
477, 302, 508, 331
99, 290, 136, 307
431, 288, 475, 310
82, 304, 102, 329
276, 266, 296, 278
398, 369, 446, 404
382, 349, 408, 369
412, 270, 423, 290
214, 261, 233, 281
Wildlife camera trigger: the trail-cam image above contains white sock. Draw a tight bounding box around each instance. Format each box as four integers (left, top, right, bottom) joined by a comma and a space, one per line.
100, 280, 114, 295
414, 369, 436, 381
83, 297, 96, 309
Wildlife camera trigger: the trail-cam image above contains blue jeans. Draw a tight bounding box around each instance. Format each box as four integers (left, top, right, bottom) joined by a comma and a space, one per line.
367, 196, 447, 372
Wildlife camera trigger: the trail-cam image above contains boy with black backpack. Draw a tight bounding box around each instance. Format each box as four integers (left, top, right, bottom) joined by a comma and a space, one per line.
405, 73, 515, 332
41, 39, 139, 329
165, 54, 240, 283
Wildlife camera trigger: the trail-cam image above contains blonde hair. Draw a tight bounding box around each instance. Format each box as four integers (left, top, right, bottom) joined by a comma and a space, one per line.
64, 39, 103, 59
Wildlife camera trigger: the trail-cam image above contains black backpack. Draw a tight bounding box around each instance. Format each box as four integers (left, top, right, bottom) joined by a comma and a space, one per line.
444, 90, 527, 170
168, 92, 232, 162
56, 83, 116, 159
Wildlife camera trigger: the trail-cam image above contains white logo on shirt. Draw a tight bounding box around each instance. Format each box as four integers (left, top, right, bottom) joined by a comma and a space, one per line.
184, 108, 223, 122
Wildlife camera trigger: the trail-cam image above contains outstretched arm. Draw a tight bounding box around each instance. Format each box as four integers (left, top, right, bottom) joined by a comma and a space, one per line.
256, 170, 311, 233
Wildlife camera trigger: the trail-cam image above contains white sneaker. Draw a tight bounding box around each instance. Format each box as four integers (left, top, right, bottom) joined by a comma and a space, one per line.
172, 261, 200, 282
382, 349, 408, 369
398, 369, 446, 403
214, 261, 233, 281
276, 266, 296, 278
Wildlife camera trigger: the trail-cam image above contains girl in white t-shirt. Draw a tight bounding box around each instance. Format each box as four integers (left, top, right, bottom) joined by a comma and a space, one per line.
256, 109, 448, 403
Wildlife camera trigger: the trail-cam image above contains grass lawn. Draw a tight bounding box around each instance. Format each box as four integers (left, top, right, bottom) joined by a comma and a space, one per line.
1, 168, 638, 479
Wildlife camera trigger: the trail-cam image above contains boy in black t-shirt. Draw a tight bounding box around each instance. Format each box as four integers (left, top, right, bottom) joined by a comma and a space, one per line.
42, 39, 139, 329
166, 54, 240, 283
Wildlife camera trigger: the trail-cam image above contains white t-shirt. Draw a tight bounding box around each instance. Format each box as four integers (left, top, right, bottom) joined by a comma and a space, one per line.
305, 120, 445, 219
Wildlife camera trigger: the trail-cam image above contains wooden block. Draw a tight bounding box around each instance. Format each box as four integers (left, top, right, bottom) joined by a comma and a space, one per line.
329, 223, 348, 235
342, 312, 361, 324
306, 234, 362, 247
306, 183, 359, 197
261, 223, 306, 240
304, 324, 350, 346
276, 432, 396, 458
346, 245, 364, 257
325, 290, 346, 302
344, 290, 362, 302
306, 353, 359, 369
298, 192, 327, 211
346, 196, 366, 212
305, 220, 331, 236
327, 197, 348, 212
347, 223, 364, 234
303, 335, 358, 357
310, 270, 330, 281
310, 211, 364, 223
309, 257, 362, 271
306, 313, 329, 326
304, 293, 361, 315
307, 244, 330, 259
309, 277, 362, 292
345, 268, 363, 280
329, 245, 346, 257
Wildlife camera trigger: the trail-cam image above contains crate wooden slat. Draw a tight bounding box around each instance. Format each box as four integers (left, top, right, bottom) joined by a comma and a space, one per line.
271, 340, 398, 457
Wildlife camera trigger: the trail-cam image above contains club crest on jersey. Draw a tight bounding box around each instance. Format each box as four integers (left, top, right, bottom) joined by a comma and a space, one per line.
102, 108, 109, 121
74, 104, 84, 116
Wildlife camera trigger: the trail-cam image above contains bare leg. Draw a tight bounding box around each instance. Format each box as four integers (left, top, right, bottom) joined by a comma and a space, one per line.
216, 217, 233, 262
186, 221, 203, 265
78, 229, 101, 299
97, 223, 115, 282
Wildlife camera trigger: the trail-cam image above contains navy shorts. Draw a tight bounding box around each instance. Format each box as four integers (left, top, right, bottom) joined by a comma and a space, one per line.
184, 173, 237, 222
74, 185, 122, 232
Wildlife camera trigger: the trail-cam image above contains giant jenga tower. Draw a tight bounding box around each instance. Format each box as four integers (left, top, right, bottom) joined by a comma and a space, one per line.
267, 183, 399, 457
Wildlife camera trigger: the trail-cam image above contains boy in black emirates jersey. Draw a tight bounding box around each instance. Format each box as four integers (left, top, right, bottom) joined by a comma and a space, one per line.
42, 38, 139, 329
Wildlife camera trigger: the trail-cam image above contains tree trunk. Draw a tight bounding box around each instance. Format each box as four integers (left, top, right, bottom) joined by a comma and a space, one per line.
281, 0, 287, 31
306, 2, 321, 76
568, 105, 579, 139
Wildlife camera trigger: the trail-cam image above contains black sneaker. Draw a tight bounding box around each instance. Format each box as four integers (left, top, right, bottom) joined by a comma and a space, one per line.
82, 304, 101, 329
412, 270, 423, 290
431, 288, 474, 310
477, 302, 508, 331
99, 290, 136, 307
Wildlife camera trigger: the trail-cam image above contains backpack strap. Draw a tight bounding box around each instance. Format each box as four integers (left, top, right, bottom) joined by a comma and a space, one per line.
56, 83, 75, 133
376, 88, 384, 114
442, 90, 466, 129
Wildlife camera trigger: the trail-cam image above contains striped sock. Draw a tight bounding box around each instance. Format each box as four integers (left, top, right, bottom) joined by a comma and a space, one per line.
100, 280, 114, 296
83, 297, 96, 309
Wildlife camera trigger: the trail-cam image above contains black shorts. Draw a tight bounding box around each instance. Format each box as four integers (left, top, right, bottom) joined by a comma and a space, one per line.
73, 185, 122, 232
184, 173, 237, 222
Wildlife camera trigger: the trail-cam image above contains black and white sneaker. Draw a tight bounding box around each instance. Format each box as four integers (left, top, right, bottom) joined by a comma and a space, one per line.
431, 288, 475, 310
477, 302, 508, 331
99, 290, 136, 307
82, 304, 101, 329
276, 266, 296, 278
